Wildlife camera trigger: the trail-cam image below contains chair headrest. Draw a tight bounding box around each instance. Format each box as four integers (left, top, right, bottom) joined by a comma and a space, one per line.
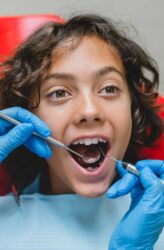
0, 14, 64, 61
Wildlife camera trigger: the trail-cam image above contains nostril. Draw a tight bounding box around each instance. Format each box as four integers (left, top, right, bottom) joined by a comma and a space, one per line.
79, 118, 87, 123
94, 117, 100, 122
79, 117, 101, 124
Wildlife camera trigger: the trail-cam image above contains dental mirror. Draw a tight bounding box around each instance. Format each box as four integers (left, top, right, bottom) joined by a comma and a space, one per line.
81, 148, 101, 164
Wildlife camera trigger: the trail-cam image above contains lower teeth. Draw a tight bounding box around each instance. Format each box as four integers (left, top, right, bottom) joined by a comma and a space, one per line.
86, 167, 98, 172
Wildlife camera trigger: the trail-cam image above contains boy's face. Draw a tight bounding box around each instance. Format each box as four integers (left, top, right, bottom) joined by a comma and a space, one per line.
35, 36, 132, 197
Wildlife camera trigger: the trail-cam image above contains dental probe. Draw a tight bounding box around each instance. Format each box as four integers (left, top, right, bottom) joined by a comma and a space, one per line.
99, 148, 164, 183
109, 156, 140, 176
0, 111, 82, 158
110, 156, 164, 184
99, 147, 139, 175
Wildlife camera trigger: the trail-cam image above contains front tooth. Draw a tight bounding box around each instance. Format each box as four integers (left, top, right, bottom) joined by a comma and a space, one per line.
73, 141, 79, 145
86, 167, 97, 172
73, 137, 106, 145
79, 139, 84, 144
83, 138, 92, 145
92, 138, 99, 144
101, 139, 106, 143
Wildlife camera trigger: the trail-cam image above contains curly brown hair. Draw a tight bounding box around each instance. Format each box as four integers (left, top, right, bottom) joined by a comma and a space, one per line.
0, 15, 163, 192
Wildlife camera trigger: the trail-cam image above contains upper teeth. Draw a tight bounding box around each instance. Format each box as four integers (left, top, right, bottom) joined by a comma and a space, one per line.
72, 137, 106, 146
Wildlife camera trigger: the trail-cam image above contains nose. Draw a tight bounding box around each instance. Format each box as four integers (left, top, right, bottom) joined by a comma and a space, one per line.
73, 93, 105, 126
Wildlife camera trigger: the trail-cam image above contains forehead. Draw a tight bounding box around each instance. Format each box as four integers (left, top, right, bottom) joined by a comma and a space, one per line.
47, 36, 125, 78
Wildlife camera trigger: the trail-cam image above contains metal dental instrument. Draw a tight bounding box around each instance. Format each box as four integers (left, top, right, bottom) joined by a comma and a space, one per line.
100, 148, 164, 184
99, 147, 139, 175
110, 156, 164, 184
109, 156, 140, 176
0, 111, 82, 158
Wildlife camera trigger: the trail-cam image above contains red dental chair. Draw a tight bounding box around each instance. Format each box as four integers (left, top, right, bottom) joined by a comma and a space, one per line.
137, 95, 164, 160
0, 14, 163, 195
0, 14, 64, 61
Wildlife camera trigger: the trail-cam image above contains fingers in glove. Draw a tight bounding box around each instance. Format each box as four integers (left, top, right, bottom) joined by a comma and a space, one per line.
106, 174, 138, 198
0, 107, 51, 137
0, 123, 33, 162
24, 136, 52, 158
139, 166, 164, 205
106, 161, 139, 198
136, 160, 164, 176
115, 160, 127, 177
106, 159, 164, 199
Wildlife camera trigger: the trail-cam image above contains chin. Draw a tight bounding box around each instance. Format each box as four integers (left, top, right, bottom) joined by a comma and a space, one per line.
79, 190, 107, 198
75, 183, 110, 198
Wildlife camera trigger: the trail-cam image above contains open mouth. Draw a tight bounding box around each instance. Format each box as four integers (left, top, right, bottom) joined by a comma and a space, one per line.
69, 138, 109, 172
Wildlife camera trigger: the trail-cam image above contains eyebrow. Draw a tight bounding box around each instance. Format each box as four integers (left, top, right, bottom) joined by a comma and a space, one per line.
45, 73, 75, 82
45, 66, 125, 82
95, 66, 125, 80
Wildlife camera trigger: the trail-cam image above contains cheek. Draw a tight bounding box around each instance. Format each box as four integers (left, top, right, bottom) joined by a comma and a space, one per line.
113, 104, 132, 155
106, 95, 132, 150
34, 103, 71, 140
118, 111, 132, 140
118, 101, 131, 127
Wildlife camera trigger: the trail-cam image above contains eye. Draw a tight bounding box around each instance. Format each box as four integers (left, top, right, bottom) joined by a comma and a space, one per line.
99, 84, 121, 96
48, 89, 71, 100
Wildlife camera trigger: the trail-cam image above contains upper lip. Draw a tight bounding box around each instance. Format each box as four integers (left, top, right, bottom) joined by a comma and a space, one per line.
68, 134, 110, 146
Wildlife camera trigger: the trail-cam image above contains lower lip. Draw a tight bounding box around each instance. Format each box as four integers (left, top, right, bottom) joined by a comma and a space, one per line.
68, 152, 110, 179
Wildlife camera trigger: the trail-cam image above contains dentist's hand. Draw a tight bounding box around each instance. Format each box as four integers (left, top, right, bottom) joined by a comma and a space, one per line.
0, 107, 52, 163
107, 160, 164, 250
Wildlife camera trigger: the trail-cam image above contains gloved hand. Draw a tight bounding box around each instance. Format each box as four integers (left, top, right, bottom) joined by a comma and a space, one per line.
107, 160, 164, 250
0, 107, 52, 163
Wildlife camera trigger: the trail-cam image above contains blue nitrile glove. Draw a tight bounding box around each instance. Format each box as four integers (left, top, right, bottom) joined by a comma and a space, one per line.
107, 160, 164, 250
0, 107, 52, 163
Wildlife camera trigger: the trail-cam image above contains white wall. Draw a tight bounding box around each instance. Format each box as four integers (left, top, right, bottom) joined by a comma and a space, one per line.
0, 0, 164, 93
